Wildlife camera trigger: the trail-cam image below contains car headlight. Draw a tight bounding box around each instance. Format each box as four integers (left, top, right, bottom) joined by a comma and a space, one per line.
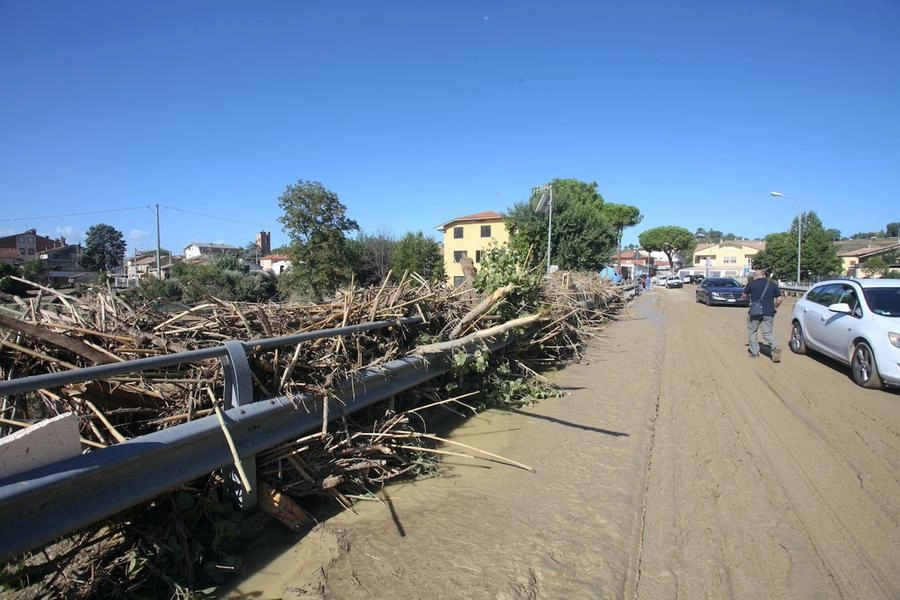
711, 292, 723, 298
889, 332, 900, 349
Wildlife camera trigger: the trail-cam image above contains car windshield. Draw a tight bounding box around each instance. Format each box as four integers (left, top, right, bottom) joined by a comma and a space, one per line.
707, 278, 740, 288
863, 287, 900, 317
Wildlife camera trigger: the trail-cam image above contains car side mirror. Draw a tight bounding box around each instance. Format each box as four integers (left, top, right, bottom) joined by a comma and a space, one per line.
828, 302, 852, 314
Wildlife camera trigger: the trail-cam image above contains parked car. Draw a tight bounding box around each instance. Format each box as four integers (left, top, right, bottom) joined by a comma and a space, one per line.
681, 274, 692, 284
690, 274, 705, 285
789, 278, 900, 388
665, 276, 683, 288
695, 277, 748, 306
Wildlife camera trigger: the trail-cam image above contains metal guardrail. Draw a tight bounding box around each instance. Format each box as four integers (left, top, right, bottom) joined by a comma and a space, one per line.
0, 315, 455, 561
779, 284, 810, 297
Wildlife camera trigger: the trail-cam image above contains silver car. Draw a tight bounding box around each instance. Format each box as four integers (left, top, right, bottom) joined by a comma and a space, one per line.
790, 278, 900, 388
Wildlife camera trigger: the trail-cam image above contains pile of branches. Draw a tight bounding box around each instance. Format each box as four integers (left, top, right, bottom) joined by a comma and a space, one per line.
0, 271, 629, 598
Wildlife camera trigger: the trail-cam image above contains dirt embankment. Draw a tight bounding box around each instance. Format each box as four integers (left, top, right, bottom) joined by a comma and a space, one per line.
223, 286, 900, 600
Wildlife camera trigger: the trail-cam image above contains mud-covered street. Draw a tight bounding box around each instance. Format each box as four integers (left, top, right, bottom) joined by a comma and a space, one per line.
223, 286, 900, 599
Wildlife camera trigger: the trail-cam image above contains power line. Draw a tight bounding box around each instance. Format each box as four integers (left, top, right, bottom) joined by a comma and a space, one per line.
163, 206, 270, 229
0, 206, 148, 222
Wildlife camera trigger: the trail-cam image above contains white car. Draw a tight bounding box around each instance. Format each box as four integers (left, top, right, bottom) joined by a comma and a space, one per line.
790, 278, 900, 388
665, 276, 683, 288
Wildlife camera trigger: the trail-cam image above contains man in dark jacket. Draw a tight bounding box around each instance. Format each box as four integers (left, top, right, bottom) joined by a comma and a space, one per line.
742, 269, 784, 361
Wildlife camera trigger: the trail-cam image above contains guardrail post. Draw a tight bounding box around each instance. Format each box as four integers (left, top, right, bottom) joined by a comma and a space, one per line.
220, 341, 257, 509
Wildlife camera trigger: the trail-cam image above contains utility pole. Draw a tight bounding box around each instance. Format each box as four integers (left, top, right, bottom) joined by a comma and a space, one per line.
533, 183, 553, 273
155, 204, 162, 279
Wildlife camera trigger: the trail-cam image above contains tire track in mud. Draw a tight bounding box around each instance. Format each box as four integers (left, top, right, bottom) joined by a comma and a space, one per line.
629, 295, 665, 600
664, 290, 900, 599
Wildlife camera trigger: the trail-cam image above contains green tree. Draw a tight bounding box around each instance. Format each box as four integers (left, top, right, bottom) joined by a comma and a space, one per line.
602, 203, 643, 272
349, 231, 397, 286
861, 256, 891, 278
752, 232, 794, 280
391, 231, 445, 282
755, 211, 841, 281
798, 212, 842, 280
80, 224, 126, 272
276, 180, 360, 300
886, 222, 900, 238
638, 226, 695, 270
505, 178, 617, 271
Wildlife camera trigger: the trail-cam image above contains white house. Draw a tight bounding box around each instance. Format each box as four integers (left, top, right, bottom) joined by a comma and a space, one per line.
260, 253, 292, 274
183, 242, 239, 260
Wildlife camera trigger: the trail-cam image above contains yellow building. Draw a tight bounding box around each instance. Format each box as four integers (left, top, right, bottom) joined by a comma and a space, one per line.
436, 211, 508, 286
689, 240, 766, 279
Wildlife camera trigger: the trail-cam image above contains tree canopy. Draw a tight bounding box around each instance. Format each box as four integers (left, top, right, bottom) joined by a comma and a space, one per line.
638, 226, 694, 270
80, 223, 126, 272
276, 180, 359, 299
504, 178, 617, 271
349, 232, 396, 287
752, 211, 841, 282
391, 231, 445, 282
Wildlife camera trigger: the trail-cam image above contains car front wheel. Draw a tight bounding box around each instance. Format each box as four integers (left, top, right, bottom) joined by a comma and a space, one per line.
850, 341, 882, 389
789, 322, 806, 354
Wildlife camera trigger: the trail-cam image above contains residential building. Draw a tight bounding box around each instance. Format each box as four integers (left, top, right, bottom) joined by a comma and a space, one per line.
39, 244, 84, 271
125, 252, 181, 281
0, 248, 22, 265
613, 250, 654, 279
838, 242, 900, 277
0, 229, 64, 260
260, 253, 292, 274
183, 242, 239, 260
688, 240, 766, 279
436, 211, 508, 286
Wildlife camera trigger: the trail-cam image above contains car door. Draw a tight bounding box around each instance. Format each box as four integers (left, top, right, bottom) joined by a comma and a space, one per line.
697, 280, 709, 301
804, 283, 857, 362
802, 283, 844, 358
816, 284, 863, 363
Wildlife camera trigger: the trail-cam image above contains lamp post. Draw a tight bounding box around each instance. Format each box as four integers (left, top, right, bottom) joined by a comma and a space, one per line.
771, 192, 802, 284
533, 184, 553, 273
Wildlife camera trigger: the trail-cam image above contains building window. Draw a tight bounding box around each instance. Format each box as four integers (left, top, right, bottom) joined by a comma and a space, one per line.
453, 250, 467, 263
453, 276, 466, 286
19, 248, 25, 255
723, 256, 737, 264
453, 227, 464, 239
27, 248, 35, 255
476, 250, 484, 263
480, 225, 491, 238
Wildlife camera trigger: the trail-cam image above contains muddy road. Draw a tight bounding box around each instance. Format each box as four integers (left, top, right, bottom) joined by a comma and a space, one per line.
223, 286, 900, 599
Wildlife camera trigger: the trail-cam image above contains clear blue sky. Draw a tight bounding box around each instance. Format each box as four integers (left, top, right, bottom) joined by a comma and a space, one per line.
1, 0, 898, 255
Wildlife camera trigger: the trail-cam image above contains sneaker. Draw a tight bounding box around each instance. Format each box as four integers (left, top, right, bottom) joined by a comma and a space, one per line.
772, 347, 783, 363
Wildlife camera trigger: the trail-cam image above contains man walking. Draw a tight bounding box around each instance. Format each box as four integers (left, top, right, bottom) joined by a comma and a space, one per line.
743, 269, 783, 361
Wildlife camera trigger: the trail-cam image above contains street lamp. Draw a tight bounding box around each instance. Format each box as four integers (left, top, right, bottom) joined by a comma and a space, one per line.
771, 192, 802, 284
533, 184, 553, 273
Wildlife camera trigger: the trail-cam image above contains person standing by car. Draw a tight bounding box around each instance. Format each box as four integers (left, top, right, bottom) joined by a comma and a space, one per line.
742, 269, 784, 361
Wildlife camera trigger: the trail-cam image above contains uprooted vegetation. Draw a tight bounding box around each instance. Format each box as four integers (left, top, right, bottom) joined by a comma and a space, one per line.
0, 264, 631, 598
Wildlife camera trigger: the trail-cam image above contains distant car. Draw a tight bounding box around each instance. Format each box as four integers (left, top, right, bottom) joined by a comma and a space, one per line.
681, 274, 692, 284
665, 276, 683, 288
695, 277, 748, 306
790, 278, 900, 388
690, 274, 705, 285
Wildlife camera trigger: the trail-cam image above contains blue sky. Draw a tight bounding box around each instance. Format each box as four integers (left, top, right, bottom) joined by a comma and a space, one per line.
1, 0, 898, 255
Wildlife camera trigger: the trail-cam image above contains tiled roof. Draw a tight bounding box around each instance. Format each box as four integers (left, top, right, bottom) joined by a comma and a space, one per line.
261, 254, 291, 261
436, 211, 504, 231
696, 240, 766, 251
837, 242, 900, 258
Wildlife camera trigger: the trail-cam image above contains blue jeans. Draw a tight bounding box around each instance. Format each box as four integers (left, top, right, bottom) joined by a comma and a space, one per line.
747, 315, 778, 356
